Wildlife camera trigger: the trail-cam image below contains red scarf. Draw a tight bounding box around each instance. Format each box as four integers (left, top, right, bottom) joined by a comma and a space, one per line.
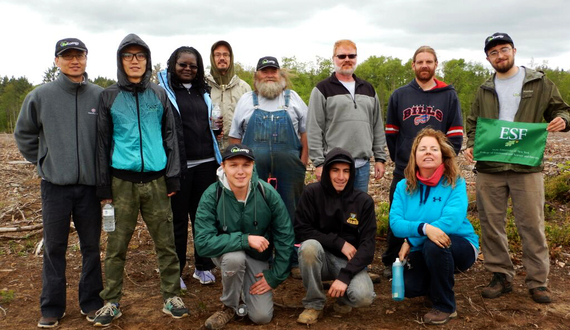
416, 163, 445, 186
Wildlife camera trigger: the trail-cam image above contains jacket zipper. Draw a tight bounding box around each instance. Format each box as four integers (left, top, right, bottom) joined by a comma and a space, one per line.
136, 92, 145, 173
75, 85, 81, 184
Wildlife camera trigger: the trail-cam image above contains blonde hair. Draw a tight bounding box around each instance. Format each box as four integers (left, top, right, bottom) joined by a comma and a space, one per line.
404, 128, 460, 192
333, 39, 357, 57
413, 45, 438, 63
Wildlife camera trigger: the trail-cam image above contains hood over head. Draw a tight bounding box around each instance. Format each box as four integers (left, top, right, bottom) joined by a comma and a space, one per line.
321, 147, 356, 196
117, 33, 152, 90
209, 40, 235, 86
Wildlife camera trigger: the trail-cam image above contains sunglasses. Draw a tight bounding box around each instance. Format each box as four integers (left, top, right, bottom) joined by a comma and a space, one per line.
335, 54, 357, 59
177, 63, 199, 70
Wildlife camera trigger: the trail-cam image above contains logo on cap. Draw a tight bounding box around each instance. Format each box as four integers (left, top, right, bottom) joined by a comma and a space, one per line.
262, 59, 275, 65
60, 41, 80, 47
487, 35, 505, 42
231, 147, 250, 154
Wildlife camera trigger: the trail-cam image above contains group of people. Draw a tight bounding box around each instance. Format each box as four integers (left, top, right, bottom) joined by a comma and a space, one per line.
14, 32, 569, 329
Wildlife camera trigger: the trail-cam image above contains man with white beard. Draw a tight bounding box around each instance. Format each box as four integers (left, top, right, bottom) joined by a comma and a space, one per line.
229, 56, 308, 230
307, 39, 387, 193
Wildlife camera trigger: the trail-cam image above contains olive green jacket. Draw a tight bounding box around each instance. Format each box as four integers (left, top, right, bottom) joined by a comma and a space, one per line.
466, 67, 570, 173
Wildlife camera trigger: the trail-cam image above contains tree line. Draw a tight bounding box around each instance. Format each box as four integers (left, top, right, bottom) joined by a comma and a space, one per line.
1, 57, 569, 133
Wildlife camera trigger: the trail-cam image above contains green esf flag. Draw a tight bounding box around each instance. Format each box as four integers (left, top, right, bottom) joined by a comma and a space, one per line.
474, 118, 548, 166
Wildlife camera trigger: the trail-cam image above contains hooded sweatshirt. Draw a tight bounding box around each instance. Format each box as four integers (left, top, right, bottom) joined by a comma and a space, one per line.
205, 41, 252, 148
294, 148, 377, 285
96, 33, 180, 199
194, 166, 294, 289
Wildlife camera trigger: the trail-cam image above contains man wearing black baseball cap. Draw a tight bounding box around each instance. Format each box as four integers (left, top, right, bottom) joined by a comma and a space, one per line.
465, 32, 570, 304
15, 37, 104, 328
295, 147, 377, 324
194, 143, 294, 329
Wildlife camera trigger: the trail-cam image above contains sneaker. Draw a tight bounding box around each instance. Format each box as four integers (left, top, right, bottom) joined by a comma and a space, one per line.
163, 296, 189, 318
423, 309, 457, 325
205, 305, 235, 329
383, 267, 392, 279
193, 269, 216, 285
333, 301, 352, 314
37, 313, 65, 328
180, 277, 187, 291
290, 267, 302, 279
80, 309, 97, 322
481, 272, 512, 299
297, 308, 322, 325
529, 287, 552, 303
93, 302, 121, 327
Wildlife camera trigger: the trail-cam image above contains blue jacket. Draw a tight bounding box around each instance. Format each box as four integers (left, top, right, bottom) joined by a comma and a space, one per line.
389, 177, 479, 251
157, 69, 222, 165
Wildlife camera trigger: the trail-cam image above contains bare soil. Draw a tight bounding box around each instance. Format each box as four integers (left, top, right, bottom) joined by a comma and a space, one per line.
1, 133, 569, 330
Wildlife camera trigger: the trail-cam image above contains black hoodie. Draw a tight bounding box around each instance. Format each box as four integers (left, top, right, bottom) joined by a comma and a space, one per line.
294, 148, 376, 285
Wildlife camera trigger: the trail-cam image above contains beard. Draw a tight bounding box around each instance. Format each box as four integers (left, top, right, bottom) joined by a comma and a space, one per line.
255, 79, 286, 99
414, 67, 435, 83
492, 57, 515, 74
334, 63, 355, 76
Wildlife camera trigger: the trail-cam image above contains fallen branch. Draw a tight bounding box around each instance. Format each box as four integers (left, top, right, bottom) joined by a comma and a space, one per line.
35, 238, 44, 256
0, 224, 43, 233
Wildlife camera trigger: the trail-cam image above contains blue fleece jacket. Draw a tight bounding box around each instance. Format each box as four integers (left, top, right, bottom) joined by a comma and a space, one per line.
389, 177, 479, 251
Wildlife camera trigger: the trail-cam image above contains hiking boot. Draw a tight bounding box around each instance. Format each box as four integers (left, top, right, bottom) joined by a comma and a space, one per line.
481, 273, 512, 299
297, 308, 322, 325
81, 309, 97, 322
163, 296, 189, 318
333, 301, 352, 314
423, 309, 457, 325
290, 267, 302, 279
383, 267, 392, 279
205, 305, 235, 329
180, 277, 187, 291
93, 302, 121, 327
194, 269, 216, 285
530, 287, 552, 303
37, 313, 65, 328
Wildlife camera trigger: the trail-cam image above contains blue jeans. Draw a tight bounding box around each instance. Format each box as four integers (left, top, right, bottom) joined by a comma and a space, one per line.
298, 239, 376, 310
353, 161, 370, 193
404, 236, 476, 313
40, 181, 103, 317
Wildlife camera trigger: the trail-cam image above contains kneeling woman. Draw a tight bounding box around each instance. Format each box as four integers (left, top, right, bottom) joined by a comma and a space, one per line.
389, 128, 479, 325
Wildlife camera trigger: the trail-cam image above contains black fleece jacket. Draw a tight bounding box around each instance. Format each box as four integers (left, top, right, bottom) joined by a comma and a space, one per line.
294, 147, 377, 285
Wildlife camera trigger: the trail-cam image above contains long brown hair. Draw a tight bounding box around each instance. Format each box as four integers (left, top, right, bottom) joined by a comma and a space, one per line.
404, 128, 460, 193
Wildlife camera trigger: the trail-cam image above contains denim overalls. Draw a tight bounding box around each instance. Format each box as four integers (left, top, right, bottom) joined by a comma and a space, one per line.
242, 90, 306, 223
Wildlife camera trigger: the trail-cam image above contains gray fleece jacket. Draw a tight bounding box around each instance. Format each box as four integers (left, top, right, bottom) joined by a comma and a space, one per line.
14, 72, 102, 186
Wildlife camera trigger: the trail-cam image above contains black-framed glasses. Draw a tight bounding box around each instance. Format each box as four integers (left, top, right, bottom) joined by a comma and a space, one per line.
335, 54, 357, 59
177, 63, 199, 70
121, 52, 147, 61
59, 54, 86, 61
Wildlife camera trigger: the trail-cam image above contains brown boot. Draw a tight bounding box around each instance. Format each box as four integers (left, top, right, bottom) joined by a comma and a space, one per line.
205, 306, 235, 329
297, 308, 322, 325
529, 287, 552, 303
423, 309, 457, 325
481, 273, 512, 299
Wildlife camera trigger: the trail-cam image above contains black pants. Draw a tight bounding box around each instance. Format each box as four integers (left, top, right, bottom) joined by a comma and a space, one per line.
171, 161, 218, 274
40, 181, 103, 317
382, 173, 406, 267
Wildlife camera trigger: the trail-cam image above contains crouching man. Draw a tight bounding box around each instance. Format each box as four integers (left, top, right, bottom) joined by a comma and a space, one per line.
294, 147, 377, 325
194, 144, 294, 329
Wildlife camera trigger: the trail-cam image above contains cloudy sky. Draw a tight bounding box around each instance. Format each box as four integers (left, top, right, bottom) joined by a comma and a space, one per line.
1, 0, 569, 85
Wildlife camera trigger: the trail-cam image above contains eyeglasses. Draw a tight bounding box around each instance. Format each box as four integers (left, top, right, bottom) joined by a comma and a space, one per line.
335, 54, 357, 59
214, 52, 230, 59
121, 52, 147, 61
59, 54, 86, 61
177, 63, 199, 70
488, 47, 512, 58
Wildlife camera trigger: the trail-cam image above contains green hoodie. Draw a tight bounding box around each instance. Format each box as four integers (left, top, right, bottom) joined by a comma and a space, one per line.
466, 67, 570, 173
194, 166, 294, 289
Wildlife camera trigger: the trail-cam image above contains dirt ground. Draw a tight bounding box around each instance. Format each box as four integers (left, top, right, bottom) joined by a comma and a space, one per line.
1, 132, 569, 330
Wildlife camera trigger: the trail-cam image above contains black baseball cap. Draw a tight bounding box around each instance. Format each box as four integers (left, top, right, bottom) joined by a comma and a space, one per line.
222, 144, 255, 161
256, 56, 280, 71
484, 33, 514, 53
55, 38, 88, 56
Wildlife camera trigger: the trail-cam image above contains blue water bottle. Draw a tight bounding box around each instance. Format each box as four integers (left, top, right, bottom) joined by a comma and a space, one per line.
392, 258, 405, 301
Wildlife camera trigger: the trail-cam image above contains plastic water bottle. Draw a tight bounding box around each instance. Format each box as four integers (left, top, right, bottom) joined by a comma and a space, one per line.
102, 203, 115, 232
211, 104, 222, 130
236, 303, 248, 317
392, 258, 405, 301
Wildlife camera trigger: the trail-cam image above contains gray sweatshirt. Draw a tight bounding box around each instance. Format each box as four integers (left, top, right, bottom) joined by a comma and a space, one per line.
14, 73, 102, 186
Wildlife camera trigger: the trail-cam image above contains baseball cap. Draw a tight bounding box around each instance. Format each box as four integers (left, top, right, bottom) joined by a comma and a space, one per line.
222, 144, 255, 161
256, 56, 280, 71
55, 38, 88, 56
484, 33, 514, 53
